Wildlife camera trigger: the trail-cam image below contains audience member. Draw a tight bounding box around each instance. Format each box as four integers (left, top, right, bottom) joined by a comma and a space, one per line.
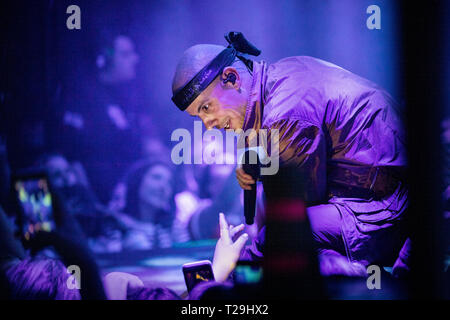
50, 32, 145, 203
38, 153, 126, 253
111, 160, 189, 249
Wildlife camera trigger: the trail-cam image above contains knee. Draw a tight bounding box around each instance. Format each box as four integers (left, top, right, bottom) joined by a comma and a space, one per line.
307, 204, 343, 251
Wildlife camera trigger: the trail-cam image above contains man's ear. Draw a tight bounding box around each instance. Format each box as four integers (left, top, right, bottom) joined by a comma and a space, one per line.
221, 67, 241, 89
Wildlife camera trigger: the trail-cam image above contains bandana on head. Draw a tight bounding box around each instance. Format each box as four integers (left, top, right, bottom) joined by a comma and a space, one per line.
172, 32, 261, 111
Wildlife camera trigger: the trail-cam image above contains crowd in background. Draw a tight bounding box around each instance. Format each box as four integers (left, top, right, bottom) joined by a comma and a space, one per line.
0, 131, 263, 300
0, 30, 262, 300
2, 32, 248, 254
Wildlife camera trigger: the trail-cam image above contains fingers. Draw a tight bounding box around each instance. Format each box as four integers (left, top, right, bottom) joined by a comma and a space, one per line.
235, 168, 255, 190
219, 213, 230, 242
229, 224, 245, 238
237, 179, 252, 191
232, 233, 249, 251
127, 274, 144, 289
236, 167, 256, 184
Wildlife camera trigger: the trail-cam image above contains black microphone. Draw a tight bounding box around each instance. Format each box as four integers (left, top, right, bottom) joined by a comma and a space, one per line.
242, 150, 260, 225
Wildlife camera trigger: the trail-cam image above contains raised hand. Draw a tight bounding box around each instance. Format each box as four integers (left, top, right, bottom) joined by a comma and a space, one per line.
212, 213, 248, 282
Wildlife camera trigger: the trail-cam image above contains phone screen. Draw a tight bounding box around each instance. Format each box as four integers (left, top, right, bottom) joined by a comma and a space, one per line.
14, 175, 55, 240
182, 261, 215, 292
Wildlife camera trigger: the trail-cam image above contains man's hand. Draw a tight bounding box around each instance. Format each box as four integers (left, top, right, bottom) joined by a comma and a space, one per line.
212, 213, 248, 282
235, 167, 255, 190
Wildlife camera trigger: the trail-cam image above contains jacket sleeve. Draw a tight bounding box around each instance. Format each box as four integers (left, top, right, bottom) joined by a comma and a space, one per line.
264, 118, 328, 205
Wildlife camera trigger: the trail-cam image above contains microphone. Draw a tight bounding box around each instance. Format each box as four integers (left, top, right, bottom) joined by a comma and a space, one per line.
242, 149, 260, 225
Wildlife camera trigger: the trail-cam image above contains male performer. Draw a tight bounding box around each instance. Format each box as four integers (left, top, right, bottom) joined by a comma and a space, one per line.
171, 32, 408, 277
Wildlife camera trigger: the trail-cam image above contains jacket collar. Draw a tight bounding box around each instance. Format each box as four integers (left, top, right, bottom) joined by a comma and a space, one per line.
242, 60, 267, 133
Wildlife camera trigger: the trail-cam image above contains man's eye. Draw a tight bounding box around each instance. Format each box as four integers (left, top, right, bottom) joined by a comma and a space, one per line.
202, 105, 209, 112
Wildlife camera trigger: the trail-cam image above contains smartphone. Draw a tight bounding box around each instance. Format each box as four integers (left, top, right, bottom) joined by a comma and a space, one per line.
182, 260, 215, 293
234, 260, 263, 285
12, 171, 55, 240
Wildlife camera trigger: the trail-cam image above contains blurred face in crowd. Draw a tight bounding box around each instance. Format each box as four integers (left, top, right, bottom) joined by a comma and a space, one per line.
111, 35, 140, 82
45, 155, 77, 188
139, 165, 173, 211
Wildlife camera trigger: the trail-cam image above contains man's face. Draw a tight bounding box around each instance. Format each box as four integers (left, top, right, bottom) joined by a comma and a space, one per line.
112, 35, 139, 82
185, 73, 247, 131
46, 156, 77, 188
139, 165, 173, 211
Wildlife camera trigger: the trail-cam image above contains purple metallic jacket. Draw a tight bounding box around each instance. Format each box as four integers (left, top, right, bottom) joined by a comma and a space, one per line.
242, 56, 408, 265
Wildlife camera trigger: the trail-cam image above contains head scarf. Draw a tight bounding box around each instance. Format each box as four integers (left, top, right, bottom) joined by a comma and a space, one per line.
172, 32, 261, 111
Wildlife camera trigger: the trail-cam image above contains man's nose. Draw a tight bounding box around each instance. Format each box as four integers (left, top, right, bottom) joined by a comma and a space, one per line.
199, 115, 217, 130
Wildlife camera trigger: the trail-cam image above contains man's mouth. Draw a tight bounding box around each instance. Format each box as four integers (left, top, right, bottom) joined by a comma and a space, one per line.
223, 119, 231, 130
